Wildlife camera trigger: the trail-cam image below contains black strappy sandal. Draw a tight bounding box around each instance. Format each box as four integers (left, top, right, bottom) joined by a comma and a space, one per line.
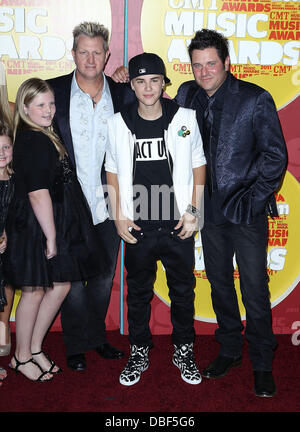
9, 354, 53, 382
32, 350, 62, 374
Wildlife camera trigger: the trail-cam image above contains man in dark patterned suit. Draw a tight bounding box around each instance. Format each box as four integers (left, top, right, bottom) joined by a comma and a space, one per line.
176, 29, 287, 397
48, 22, 135, 371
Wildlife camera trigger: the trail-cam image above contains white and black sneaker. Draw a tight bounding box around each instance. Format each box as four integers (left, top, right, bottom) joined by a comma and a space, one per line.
119, 345, 149, 386
173, 343, 202, 385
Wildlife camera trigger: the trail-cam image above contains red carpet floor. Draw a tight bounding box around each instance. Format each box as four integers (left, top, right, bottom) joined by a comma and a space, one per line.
0, 331, 299, 413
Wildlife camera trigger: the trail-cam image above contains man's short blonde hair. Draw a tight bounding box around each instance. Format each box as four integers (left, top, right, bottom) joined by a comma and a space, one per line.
72, 22, 109, 51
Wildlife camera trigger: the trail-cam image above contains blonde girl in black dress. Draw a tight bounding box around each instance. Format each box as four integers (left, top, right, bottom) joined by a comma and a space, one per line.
6, 78, 104, 382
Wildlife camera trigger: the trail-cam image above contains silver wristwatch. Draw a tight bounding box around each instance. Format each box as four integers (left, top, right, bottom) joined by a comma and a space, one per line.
186, 204, 201, 219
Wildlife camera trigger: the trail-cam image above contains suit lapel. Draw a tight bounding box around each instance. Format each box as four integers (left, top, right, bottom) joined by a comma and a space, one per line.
53, 73, 76, 168
217, 73, 240, 159
106, 75, 119, 113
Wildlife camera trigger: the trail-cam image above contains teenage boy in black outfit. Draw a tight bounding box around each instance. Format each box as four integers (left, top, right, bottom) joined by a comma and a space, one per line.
105, 53, 206, 386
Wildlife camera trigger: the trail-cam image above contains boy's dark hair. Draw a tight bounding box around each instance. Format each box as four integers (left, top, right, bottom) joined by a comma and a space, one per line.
188, 29, 229, 64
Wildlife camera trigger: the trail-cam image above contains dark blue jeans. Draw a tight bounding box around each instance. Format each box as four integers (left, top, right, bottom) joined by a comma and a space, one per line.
61, 218, 120, 356
125, 227, 196, 348
201, 214, 277, 371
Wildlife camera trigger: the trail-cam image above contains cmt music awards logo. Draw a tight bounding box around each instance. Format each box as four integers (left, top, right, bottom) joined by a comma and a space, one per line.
0, 0, 111, 100
141, 0, 300, 108
140, 0, 300, 322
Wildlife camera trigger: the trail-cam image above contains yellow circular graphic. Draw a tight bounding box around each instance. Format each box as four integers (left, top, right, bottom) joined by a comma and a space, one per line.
154, 171, 300, 322
0, 0, 111, 102
141, 0, 300, 109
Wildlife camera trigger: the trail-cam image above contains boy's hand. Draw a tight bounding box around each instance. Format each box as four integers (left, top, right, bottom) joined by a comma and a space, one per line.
174, 213, 198, 239
115, 218, 141, 244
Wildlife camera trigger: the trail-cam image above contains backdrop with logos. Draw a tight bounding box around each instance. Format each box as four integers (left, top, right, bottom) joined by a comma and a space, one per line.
2, 0, 299, 335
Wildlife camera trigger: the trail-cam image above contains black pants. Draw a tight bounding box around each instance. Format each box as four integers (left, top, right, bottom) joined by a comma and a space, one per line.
125, 227, 196, 348
61, 218, 120, 356
201, 214, 277, 371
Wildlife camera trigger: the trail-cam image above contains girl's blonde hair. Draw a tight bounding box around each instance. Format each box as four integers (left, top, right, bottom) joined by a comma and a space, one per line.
0, 61, 13, 130
13, 78, 67, 159
0, 85, 12, 130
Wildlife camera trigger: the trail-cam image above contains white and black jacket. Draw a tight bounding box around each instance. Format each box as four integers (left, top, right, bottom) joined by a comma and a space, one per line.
105, 98, 206, 221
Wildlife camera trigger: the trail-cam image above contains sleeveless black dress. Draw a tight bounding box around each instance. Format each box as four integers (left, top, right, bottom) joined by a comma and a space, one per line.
0, 177, 14, 310
4, 129, 109, 289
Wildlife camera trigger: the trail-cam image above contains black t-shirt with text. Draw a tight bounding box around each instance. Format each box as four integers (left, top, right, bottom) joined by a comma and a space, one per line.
133, 114, 180, 230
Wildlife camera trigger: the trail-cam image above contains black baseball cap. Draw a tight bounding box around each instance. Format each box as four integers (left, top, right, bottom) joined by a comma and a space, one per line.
128, 52, 170, 84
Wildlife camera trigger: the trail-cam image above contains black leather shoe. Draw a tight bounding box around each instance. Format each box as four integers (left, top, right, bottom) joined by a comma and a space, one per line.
66, 353, 86, 371
95, 343, 124, 359
202, 355, 242, 378
254, 371, 276, 397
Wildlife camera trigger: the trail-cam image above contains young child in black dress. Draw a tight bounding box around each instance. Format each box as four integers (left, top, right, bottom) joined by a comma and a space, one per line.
0, 61, 14, 376
5, 78, 106, 382
0, 124, 14, 385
